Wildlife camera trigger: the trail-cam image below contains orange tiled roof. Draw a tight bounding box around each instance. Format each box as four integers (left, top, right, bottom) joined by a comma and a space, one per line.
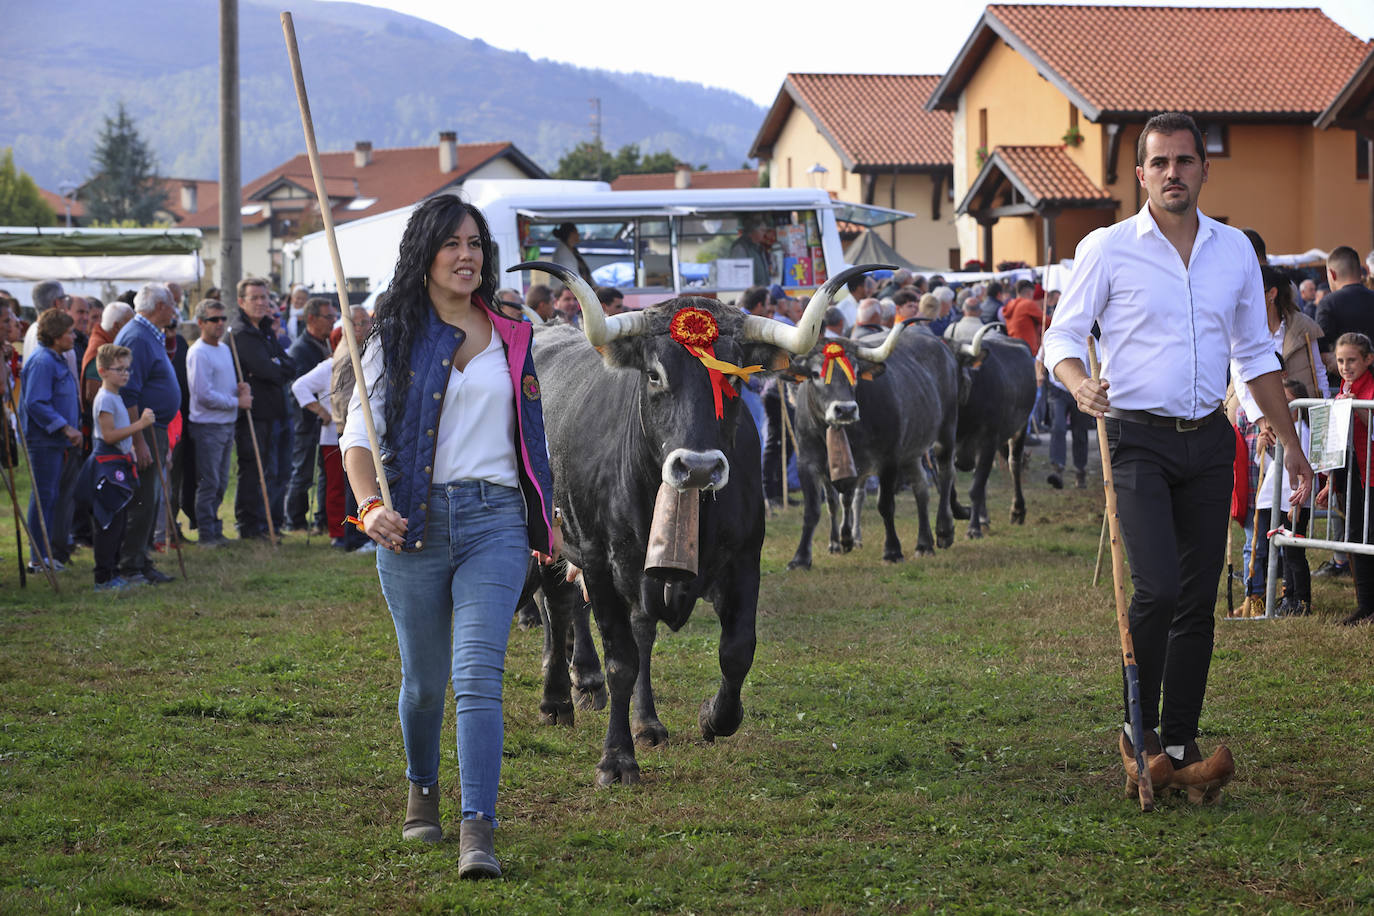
930, 5, 1371, 118
990, 146, 1112, 205
184, 140, 544, 230
751, 74, 953, 171
956, 145, 1117, 217
610, 169, 758, 191
40, 177, 220, 226
38, 187, 85, 220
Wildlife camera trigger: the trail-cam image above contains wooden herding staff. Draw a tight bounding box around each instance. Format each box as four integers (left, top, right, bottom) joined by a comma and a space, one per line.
1088, 338, 1153, 812
3, 387, 59, 593
280, 11, 391, 511
225, 329, 278, 547
0, 395, 28, 587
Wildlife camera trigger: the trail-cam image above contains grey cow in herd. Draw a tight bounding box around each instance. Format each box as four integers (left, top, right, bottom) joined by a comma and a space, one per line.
783, 321, 960, 569
519, 260, 880, 786
949, 325, 1037, 537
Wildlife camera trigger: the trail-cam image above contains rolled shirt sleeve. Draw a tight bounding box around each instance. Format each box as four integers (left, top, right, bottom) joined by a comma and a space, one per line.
1229, 254, 1281, 385
1042, 229, 1110, 379
339, 341, 386, 455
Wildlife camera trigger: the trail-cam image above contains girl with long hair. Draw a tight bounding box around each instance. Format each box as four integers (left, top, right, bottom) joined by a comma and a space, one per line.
341, 193, 560, 877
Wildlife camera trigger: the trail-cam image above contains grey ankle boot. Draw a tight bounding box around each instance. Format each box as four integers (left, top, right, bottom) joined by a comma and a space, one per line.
402, 783, 442, 843
458, 818, 501, 878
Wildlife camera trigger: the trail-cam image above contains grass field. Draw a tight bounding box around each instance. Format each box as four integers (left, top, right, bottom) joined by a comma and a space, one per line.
2, 444, 1372, 913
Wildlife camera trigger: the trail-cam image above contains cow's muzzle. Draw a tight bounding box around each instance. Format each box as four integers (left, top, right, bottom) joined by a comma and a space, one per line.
662, 448, 730, 492
825, 401, 860, 426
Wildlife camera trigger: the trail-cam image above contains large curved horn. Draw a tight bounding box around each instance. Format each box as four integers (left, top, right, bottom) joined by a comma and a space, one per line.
506, 261, 649, 346
740, 263, 894, 355
962, 322, 1003, 359
854, 317, 917, 363
521, 304, 545, 325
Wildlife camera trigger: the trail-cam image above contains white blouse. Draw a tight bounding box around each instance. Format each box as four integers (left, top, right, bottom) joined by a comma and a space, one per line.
340, 328, 519, 489
290, 358, 339, 447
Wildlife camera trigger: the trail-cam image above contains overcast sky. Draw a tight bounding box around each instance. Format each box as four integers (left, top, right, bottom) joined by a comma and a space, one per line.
319, 0, 1374, 107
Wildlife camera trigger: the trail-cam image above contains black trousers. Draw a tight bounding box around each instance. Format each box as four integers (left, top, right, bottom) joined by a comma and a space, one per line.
1283, 507, 1310, 604
1345, 480, 1374, 615
93, 507, 127, 584
1107, 412, 1232, 745
761, 384, 792, 503
286, 410, 321, 528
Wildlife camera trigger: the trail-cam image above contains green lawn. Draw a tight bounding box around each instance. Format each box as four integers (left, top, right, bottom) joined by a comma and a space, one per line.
1, 447, 1371, 913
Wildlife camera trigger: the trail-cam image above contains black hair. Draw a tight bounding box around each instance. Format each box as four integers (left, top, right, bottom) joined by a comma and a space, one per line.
1260, 265, 1296, 323
553, 222, 578, 244
1243, 228, 1268, 263
1136, 112, 1207, 167
367, 193, 500, 437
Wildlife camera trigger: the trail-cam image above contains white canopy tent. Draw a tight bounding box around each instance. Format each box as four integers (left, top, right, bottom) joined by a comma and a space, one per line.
0, 226, 203, 309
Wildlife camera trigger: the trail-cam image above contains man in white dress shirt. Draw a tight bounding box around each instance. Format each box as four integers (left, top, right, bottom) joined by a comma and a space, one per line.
1043, 112, 1312, 799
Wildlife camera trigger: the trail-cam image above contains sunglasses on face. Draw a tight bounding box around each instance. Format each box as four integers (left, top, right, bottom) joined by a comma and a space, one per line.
203, 316, 227, 323
498, 300, 522, 308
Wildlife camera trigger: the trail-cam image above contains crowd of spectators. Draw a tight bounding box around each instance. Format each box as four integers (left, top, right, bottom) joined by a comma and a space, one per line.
0, 277, 382, 592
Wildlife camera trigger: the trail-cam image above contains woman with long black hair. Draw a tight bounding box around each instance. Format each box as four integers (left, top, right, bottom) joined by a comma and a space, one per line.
341, 193, 559, 878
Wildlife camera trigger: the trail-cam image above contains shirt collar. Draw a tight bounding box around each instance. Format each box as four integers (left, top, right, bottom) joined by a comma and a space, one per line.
133, 313, 163, 335
1134, 202, 1215, 247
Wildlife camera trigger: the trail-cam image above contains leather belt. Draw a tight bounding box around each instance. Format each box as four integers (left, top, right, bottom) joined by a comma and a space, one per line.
1105, 407, 1220, 432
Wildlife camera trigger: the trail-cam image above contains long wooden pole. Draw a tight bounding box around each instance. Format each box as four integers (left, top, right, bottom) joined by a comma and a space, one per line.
280, 12, 391, 511
149, 429, 188, 580
1092, 512, 1108, 587
226, 330, 278, 546
0, 396, 27, 587
1088, 338, 1152, 812
5, 388, 59, 593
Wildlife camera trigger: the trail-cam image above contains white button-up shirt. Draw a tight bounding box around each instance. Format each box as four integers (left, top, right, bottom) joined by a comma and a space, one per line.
1043, 204, 1279, 420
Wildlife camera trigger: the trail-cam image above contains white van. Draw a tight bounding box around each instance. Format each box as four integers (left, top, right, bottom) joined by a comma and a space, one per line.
284, 180, 907, 308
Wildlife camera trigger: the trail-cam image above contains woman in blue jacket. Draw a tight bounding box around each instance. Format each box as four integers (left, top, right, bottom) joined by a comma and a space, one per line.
20, 309, 81, 571
341, 194, 558, 879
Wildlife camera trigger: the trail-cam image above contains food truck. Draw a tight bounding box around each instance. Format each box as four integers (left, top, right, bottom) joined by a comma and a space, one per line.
284, 180, 910, 308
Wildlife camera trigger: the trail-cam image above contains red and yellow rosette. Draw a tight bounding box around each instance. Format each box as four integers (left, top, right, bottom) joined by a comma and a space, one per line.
668, 307, 765, 419
821, 341, 856, 385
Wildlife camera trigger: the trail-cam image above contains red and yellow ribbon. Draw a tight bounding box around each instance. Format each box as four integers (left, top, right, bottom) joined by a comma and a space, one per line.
669, 307, 765, 419
821, 341, 856, 385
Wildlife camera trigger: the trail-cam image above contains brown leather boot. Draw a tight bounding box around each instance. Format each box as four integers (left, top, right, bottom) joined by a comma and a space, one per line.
1119, 728, 1172, 798
402, 783, 442, 842
458, 818, 501, 879
1169, 743, 1235, 805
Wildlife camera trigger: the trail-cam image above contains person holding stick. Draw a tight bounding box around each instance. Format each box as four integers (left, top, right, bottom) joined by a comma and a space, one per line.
18, 308, 81, 573
340, 194, 559, 877
230, 278, 293, 540
1043, 112, 1312, 803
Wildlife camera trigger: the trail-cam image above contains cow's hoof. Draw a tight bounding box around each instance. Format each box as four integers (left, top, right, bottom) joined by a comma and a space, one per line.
632, 718, 669, 748
936, 532, 954, 549
1010, 509, 1026, 525
594, 751, 641, 787
914, 545, 935, 558
573, 682, 607, 711
699, 696, 743, 742
539, 699, 574, 727
883, 552, 904, 564
516, 602, 542, 629
966, 529, 984, 540
828, 542, 843, 554
787, 557, 812, 571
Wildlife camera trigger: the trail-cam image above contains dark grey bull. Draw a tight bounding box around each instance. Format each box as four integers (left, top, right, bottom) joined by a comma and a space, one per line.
785, 323, 960, 569
948, 325, 1037, 537
518, 261, 876, 786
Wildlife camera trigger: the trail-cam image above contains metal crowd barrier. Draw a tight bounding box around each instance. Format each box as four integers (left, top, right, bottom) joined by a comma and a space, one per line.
1258, 398, 1374, 620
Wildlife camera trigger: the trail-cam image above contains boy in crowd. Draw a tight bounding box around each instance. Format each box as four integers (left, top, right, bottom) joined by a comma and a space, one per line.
90, 344, 154, 591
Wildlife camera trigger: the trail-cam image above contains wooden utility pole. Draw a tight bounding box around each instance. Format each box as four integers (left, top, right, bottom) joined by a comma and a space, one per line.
220, 0, 243, 296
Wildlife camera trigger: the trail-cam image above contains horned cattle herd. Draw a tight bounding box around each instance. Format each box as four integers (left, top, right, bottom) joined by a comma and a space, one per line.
514, 263, 1037, 786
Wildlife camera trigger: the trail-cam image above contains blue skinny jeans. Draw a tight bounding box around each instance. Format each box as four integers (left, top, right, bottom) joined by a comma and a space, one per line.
376, 480, 528, 823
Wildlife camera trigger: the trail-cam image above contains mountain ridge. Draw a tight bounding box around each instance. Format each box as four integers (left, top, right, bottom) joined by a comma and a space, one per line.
0, 0, 764, 193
